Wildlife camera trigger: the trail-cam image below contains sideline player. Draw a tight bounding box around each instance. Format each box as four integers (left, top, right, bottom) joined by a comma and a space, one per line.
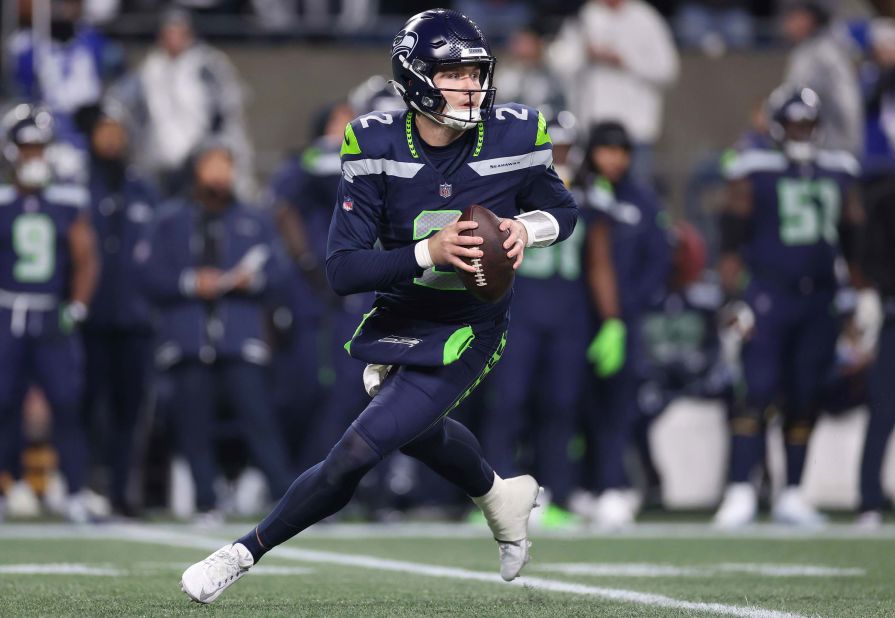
713, 87, 864, 527
0, 104, 99, 522
181, 8, 578, 602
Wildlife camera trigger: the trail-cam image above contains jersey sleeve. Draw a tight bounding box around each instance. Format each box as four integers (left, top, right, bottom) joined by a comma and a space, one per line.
515, 109, 578, 244
325, 120, 421, 296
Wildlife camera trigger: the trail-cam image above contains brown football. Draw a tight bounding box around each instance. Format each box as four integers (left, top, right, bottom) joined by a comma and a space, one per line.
457, 205, 515, 303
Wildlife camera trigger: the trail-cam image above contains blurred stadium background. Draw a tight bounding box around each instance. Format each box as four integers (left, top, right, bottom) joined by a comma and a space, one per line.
0, 0, 894, 534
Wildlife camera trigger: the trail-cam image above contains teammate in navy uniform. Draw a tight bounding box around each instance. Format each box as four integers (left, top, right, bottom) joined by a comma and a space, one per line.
81, 106, 158, 515
181, 9, 578, 602
714, 87, 865, 528
580, 121, 672, 528
140, 142, 293, 519
266, 101, 376, 470
634, 223, 731, 506
0, 104, 99, 522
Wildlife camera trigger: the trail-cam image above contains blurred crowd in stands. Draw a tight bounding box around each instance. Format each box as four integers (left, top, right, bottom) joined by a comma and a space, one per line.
1, 0, 894, 532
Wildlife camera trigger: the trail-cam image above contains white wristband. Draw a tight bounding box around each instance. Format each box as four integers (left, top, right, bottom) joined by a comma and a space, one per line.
515, 210, 560, 248
414, 239, 434, 269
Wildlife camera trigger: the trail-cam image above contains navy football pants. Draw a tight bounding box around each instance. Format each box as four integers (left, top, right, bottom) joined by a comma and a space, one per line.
168, 360, 294, 512
859, 318, 895, 512
0, 308, 87, 493
484, 321, 585, 504
81, 329, 152, 508
729, 282, 839, 485
242, 325, 504, 559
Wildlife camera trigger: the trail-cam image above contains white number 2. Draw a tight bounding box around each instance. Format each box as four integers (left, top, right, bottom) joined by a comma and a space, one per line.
359, 112, 394, 129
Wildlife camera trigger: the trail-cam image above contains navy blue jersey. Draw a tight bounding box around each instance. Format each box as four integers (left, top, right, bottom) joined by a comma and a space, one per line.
0, 183, 87, 299
327, 104, 578, 325
270, 138, 343, 264
724, 148, 859, 284
584, 175, 673, 318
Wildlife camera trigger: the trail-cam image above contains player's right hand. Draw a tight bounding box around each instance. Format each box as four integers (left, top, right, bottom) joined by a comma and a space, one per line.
720, 300, 756, 340
427, 219, 483, 274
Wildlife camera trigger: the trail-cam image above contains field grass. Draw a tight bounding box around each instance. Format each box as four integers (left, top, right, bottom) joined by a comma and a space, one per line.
1, 521, 893, 617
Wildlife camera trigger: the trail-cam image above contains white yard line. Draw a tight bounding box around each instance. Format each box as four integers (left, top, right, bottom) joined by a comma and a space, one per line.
0, 563, 124, 576
105, 524, 806, 618
534, 562, 865, 578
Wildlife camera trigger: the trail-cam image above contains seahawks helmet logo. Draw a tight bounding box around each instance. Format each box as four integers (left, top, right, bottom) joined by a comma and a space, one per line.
392, 31, 418, 58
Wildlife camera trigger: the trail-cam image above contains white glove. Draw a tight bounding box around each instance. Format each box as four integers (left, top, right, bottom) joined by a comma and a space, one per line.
363, 363, 393, 397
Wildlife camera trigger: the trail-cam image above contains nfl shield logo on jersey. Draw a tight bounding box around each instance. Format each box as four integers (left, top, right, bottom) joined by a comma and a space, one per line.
342, 196, 353, 212
439, 183, 452, 198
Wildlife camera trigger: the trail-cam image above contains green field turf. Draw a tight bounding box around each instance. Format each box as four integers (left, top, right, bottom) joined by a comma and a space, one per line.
1, 522, 893, 617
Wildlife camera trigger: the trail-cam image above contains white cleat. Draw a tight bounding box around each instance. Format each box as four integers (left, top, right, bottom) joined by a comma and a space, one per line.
772, 486, 826, 528
472, 474, 541, 582
181, 543, 254, 604
592, 489, 636, 530
6, 481, 41, 518
713, 483, 758, 529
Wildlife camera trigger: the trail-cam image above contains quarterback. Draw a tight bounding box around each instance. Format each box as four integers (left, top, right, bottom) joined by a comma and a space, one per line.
181, 8, 578, 603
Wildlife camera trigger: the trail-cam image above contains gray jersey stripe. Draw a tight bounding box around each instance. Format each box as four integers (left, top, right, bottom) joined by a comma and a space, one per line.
467, 149, 553, 176
342, 158, 424, 183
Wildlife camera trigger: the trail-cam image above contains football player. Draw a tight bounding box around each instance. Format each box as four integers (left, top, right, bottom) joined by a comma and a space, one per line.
714, 86, 864, 528
580, 121, 672, 528
0, 104, 99, 522
181, 8, 577, 603
266, 100, 375, 471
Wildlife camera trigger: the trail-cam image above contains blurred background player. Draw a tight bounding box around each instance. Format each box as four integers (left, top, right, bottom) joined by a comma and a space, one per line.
579, 120, 672, 528
265, 100, 373, 472
633, 222, 731, 506
79, 103, 158, 517
857, 131, 895, 528
714, 86, 865, 528
138, 141, 292, 522
0, 103, 99, 522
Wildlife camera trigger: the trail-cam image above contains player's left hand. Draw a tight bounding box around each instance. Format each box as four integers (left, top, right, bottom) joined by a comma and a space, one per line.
499, 218, 528, 270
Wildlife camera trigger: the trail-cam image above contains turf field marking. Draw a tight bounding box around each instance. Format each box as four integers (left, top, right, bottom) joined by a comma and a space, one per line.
534, 562, 865, 578
0, 563, 124, 576
3, 522, 895, 541
107, 525, 808, 618
133, 562, 313, 576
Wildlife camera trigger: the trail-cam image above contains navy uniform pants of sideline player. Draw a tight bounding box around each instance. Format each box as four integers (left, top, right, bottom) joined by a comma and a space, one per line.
859, 311, 895, 512
239, 324, 505, 560
0, 307, 88, 493
729, 279, 839, 485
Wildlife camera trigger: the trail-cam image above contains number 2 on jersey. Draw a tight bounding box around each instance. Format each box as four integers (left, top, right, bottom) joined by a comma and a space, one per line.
13, 213, 55, 283
412, 210, 466, 290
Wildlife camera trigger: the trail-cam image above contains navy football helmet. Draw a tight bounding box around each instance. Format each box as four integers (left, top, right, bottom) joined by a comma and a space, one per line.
767, 85, 821, 162
2, 103, 54, 161
390, 9, 496, 130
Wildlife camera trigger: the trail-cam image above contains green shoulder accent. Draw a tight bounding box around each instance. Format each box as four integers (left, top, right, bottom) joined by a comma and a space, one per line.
595, 175, 614, 197
719, 148, 738, 174
473, 122, 485, 157
301, 146, 321, 171
344, 308, 377, 355
656, 209, 671, 230
535, 110, 552, 147
341, 122, 361, 158
405, 112, 419, 159
443, 325, 475, 365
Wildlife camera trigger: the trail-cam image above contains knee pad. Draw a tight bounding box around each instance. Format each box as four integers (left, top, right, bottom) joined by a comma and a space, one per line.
730, 403, 764, 437
321, 427, 381, 487
783, 414, 814, 446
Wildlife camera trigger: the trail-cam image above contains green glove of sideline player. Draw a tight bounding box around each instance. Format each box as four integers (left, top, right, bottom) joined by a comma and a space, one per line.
586, 318, 627, 377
